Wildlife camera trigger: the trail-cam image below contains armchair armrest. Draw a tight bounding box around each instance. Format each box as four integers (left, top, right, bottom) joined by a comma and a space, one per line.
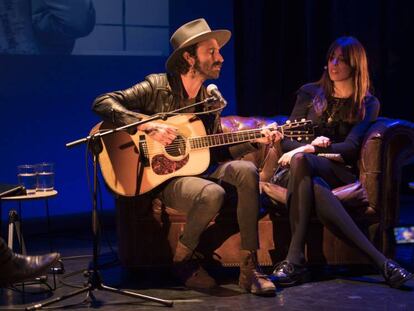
360, 118, 414, 211
359, 117, 414, 255
221, 115, 288, 176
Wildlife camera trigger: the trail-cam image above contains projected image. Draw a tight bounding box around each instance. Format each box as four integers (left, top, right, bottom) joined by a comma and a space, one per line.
394, 226, 414, 244
0, 0, 95, 54
0, 0, 169, 56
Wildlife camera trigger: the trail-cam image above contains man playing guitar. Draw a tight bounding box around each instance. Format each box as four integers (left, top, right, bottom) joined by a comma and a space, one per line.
92, 18, 281, 295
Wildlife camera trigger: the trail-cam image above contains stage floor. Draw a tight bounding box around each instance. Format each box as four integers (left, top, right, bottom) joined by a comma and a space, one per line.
1, 196, 414, 310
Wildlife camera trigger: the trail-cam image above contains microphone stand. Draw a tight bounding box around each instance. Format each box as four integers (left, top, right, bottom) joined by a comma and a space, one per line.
25, 97, 217, 310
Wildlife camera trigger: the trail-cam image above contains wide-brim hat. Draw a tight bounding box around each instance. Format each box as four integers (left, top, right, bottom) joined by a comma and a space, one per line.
165, 18, 231, 73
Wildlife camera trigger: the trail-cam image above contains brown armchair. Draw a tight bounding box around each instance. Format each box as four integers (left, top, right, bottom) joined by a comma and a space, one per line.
115, 116, 414, 267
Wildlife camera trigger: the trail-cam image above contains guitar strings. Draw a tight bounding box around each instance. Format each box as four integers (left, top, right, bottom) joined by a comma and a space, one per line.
141, 133, 312, 157
95, 125, 313, 157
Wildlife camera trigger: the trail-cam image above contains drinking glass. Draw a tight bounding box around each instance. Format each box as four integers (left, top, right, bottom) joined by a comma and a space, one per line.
36, 162, 55, 191
17, 164, 37, 194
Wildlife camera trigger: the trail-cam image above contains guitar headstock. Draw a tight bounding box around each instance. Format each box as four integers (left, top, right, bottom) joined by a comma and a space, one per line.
281, 119, 314, 142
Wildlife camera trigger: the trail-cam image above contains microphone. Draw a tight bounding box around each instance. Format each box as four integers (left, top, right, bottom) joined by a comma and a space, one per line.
207, 84, 226, 104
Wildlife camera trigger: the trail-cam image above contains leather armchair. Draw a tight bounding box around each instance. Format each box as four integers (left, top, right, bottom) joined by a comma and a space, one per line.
115, 116, 414, 267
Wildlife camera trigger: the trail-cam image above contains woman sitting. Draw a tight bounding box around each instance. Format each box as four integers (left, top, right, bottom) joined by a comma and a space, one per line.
270, 36, 413, 289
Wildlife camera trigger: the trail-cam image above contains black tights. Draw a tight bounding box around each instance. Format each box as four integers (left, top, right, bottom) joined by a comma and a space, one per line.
286, 152, 386, 269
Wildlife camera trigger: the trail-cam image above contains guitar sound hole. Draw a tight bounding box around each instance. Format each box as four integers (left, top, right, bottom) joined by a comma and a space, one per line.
165, 135, 186, 157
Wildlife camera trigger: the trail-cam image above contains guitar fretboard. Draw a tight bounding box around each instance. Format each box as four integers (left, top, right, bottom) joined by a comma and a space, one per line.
189, 128, 274, 149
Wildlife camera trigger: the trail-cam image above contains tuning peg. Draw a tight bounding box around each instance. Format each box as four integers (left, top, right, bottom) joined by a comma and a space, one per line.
285, 120, 291, 124
297, 137, 302, 141
301, 118, 306, 122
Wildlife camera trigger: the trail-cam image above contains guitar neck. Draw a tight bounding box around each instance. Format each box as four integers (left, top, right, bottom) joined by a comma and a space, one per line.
189, 128, 275, 149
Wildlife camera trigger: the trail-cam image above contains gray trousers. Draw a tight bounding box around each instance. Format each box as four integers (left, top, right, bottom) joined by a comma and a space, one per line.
159, 160, 260, 251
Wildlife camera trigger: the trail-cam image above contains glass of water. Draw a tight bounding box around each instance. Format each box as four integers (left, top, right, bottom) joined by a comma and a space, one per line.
36, 162, 55, 191
17, 164, 37, 194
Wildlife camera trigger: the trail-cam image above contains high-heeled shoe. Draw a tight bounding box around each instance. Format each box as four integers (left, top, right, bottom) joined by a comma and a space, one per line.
382, 259, 413, 288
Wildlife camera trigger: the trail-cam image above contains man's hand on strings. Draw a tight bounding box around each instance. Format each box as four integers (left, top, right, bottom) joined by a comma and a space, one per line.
139, 122, 178, 146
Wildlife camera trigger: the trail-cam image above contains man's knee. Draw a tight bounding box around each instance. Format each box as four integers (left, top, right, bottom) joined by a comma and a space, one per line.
199, 183, 226, 213
227, 160, 258, 184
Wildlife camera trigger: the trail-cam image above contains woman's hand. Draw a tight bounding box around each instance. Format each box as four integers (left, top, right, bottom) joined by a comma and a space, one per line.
278, 144, 315, 166
138, 122, 178, 146
278, 149, 300, 167
311, 136, 331, 148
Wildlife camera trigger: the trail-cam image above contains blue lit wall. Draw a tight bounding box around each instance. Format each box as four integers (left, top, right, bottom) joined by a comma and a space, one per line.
0, 0, 235, 219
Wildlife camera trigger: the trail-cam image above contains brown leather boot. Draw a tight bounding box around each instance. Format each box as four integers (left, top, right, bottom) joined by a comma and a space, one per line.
239, 250, 276, 296
172, 241, 217, 289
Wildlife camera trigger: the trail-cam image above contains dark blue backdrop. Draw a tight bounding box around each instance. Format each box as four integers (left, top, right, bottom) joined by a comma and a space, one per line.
3, 0, 413, 220
0, 0, 235, 219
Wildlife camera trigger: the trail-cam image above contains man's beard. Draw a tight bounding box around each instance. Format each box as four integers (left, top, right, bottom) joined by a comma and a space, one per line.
194, 58, 222, 80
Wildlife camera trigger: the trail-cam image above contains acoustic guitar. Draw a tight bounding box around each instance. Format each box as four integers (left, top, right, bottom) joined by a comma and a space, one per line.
90, 114, 313, 196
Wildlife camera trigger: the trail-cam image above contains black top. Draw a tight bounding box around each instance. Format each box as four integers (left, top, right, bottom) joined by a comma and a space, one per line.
281, 83, 380, 165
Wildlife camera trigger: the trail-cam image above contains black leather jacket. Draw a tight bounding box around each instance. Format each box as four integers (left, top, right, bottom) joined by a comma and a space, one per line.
92, 73, 257, 163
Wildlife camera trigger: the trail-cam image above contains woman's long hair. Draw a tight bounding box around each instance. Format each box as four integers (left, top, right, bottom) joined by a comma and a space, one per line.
313, 36, 370, 122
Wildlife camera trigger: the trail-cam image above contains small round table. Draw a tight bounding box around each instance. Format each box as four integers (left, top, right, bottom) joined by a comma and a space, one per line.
1, 190, 57, 201
0, 190, 58, 253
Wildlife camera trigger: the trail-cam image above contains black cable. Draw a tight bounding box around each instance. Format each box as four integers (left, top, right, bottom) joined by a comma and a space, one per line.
58, 268, 87, 289
60, 255, 92, 261
0, 307, 26, 310
6, 281, 54, 295
58, 252, 119, 289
